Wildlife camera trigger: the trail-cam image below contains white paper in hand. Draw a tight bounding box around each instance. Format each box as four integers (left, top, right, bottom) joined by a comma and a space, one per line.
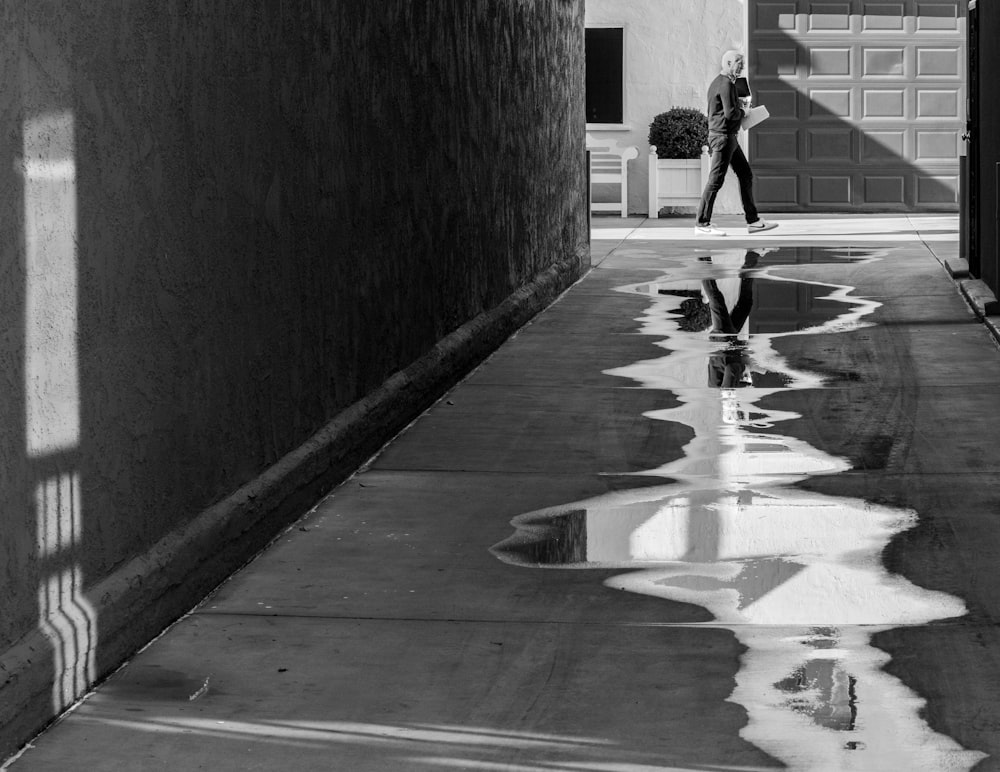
741, 105, 769, 130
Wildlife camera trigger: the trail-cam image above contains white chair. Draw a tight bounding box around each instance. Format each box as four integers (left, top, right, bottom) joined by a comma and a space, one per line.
586, 134, 639, 218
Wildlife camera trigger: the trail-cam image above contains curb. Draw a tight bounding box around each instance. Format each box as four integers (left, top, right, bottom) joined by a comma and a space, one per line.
959, 278, 1000, 315
956, 276, 1000, 345
0, 246, 591, 763
944, 256, 970, 279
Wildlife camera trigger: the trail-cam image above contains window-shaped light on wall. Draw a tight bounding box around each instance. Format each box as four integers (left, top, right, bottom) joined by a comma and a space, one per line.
23, 107, 96, 710
24, 109, 79, 458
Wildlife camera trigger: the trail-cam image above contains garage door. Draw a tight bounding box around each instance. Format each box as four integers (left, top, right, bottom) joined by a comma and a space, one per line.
748, 1, 966, 211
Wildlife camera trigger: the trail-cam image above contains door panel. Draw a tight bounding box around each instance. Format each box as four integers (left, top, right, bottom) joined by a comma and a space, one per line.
749, 0, 965, 210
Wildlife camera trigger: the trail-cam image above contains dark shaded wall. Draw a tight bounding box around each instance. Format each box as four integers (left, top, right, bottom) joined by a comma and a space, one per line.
969, 0, 1000, 291
0, 0, 587, 756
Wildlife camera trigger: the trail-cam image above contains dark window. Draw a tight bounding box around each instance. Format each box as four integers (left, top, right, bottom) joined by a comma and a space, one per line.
585, 27, 624, 124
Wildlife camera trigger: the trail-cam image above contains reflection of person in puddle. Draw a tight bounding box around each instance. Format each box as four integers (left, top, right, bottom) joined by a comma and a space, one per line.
702, 269, 753, 388
703, 267, 754, 337
684, 250, 761, 389
702, 248, 758, 339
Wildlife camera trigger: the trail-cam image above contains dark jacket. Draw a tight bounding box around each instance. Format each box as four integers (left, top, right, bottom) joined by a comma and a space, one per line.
706, 74, 743, 135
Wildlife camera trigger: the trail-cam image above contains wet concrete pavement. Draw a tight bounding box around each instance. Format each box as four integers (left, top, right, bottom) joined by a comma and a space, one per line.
10, 214, 1000, 771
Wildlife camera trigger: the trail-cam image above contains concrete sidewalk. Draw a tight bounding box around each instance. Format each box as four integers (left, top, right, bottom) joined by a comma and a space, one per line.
10, 214, 1000, 771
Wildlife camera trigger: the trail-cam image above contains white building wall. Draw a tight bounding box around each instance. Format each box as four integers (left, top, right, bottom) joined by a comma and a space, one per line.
586, 0, 746, 216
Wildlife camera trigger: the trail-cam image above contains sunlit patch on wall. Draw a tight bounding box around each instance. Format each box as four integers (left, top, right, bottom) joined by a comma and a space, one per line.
22, 106, 95, 712
23, 110, 79, 458
36, 471, 96, 708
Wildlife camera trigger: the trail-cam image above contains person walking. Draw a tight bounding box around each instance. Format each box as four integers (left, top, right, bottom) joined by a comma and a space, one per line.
695, 50, 777, 237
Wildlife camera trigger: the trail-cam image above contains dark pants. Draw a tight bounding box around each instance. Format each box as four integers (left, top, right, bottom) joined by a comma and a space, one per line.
696, 133, 759, 226
702, 276, 755, 387
701, 277, 754, 337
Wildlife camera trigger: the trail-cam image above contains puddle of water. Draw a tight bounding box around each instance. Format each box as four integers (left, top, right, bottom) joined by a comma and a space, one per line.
491, 248, 986, 771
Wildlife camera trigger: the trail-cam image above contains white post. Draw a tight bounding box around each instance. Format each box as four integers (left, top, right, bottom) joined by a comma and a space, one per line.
620, 156, 628, 218
648, 146, 658, 219
700, 144, 710, 191
620, 145, 639, 218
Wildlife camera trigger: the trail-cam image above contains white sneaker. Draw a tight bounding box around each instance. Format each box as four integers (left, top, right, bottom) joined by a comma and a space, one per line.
695, 223, 727, 236
747, 220, 778, 233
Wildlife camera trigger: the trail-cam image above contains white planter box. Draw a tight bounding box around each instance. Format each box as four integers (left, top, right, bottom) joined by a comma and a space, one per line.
647, 145, 710, 218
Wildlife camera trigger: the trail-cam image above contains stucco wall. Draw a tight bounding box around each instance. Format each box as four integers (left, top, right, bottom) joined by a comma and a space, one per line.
0, 0, 587, 757
586, 0, 745, 216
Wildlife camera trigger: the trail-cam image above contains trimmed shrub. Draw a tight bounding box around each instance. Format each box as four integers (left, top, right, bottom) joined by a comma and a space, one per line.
648, 107, 709, 159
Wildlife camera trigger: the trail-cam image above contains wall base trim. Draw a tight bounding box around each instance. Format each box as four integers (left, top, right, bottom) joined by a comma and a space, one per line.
0, 245, 590, 762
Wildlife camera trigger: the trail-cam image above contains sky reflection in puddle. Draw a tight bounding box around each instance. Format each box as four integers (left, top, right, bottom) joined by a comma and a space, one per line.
491, 248, 985, 771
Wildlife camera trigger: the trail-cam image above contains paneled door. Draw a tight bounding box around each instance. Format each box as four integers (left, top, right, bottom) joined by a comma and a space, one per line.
748, 1, 965, 211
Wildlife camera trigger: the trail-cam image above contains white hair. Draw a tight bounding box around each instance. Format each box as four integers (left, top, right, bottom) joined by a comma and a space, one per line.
721, 50, 744, 70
